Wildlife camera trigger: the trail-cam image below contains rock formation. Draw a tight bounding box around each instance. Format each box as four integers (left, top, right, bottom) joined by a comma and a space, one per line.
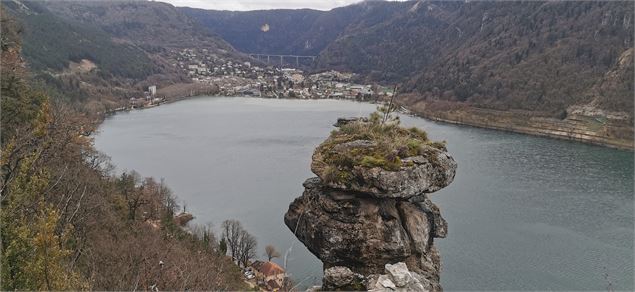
284, 117, 457, 291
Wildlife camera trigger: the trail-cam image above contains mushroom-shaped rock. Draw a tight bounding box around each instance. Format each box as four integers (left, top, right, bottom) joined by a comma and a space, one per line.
285, 116, 455, 292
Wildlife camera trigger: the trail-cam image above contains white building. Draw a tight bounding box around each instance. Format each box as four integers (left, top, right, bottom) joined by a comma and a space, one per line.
148, 85, 157, 96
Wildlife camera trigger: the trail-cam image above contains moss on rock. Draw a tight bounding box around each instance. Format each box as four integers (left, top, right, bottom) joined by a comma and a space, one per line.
314, 111, 447, 184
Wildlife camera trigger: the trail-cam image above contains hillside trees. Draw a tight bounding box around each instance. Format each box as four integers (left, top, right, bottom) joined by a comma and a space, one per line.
1, 14, 89, 288
0, 104, 86, 290
0, 12, 245, 290
12, 2, 159, 80
237, 230, 257, 268
221, 219, 258, 267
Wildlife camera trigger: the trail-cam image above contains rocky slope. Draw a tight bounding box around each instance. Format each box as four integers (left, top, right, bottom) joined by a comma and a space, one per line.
284, 117, 456, 291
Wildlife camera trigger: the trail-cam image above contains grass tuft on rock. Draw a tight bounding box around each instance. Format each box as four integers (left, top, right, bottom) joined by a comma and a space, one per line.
315, 106, 447, 184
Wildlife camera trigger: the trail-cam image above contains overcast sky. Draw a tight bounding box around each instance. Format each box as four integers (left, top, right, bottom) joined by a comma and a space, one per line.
161, 0, 396, 11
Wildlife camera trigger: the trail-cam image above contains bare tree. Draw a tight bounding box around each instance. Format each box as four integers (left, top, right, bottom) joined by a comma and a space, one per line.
265, 245, 281, 261
158, 178, 177, 217
221, 220, 257, 267
117, 171, 149, 220
237, 230, 257, 268
221, 220, 242, 262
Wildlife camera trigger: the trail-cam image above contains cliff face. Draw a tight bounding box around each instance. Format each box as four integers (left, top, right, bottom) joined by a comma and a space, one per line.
284, 117, 457, 291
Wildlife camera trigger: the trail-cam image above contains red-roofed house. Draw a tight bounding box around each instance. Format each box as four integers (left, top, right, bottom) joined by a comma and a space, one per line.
251, 260, 286, 291
266, 279, 282, 291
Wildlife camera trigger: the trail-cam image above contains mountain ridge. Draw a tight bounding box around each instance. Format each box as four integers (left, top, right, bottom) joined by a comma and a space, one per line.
188, 0, 634, 148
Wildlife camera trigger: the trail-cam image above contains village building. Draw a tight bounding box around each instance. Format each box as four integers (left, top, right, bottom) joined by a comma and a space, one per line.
251, 260, 286, 291
290, 73, 304, 84
148, 85, 157, 96
167, 47, 382, 101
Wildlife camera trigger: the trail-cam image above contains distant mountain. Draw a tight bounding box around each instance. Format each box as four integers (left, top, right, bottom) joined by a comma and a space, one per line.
181, 1, 409, 56
182, 8, 322, 55
186, 0, 633, 148
43, 0, 236, 54
5, 0, 632, 146
390, 1, 633, 116
323, 0, 633, 146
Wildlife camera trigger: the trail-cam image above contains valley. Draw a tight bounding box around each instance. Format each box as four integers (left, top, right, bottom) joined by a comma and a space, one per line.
4, 0, 632, 148
1, 0, 633, 290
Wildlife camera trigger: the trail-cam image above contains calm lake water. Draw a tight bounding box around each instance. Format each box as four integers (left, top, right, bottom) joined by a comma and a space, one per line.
95, 96, 634, 290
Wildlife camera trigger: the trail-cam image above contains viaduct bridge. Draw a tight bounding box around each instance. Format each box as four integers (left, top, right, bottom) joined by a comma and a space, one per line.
248, 53, 317, 67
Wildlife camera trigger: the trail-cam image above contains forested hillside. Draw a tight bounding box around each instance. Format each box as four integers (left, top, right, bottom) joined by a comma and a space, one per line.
317, 1, 633, 112
193, 0, 633, 147
3, 0, 241, 113
43, 0, 236, 53
11, 2, 157, 79
394, 1, 633, 116
2, 1, 163, 105
182, 1, 410, 56
0, 10, 246, 291
183, 7, 323, 55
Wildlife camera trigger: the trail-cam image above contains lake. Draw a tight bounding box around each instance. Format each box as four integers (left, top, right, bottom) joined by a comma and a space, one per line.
95, 96, 634, 290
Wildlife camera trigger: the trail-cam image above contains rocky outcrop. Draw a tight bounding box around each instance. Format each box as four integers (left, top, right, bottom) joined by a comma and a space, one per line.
321, 262, 431, 291
284, 118, 456, 291
367, 262, 432, 291
174, 212, 194, 226
322, 266, 365, 291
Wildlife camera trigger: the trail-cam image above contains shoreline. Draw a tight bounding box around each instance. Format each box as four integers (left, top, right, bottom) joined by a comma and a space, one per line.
412, 111, 634, 151
102, 94, 634, 151
404, 107, 633, 151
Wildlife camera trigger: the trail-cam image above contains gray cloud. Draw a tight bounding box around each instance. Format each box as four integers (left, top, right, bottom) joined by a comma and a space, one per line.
162, 0, 396, 11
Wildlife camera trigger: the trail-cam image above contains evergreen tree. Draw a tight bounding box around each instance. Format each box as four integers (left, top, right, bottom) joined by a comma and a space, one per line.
219, 238, 228, 256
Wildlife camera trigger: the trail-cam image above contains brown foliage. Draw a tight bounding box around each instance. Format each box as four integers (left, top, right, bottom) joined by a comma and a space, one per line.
1, 19, 246, 290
